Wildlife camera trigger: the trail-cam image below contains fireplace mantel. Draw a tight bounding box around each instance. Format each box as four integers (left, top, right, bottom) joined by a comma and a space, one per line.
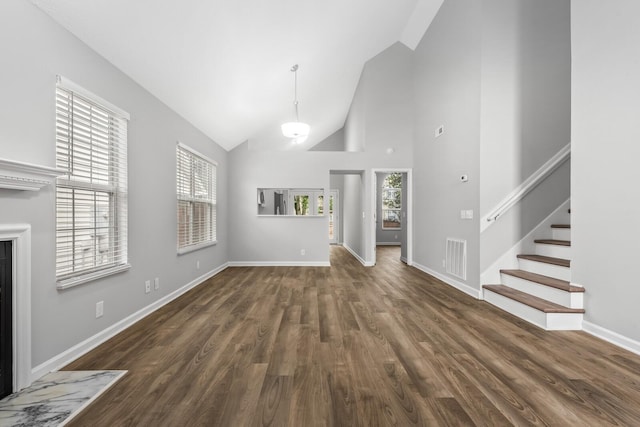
0, 158, 62, 191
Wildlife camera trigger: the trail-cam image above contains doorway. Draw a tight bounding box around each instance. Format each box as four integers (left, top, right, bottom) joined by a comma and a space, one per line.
328, 190, 339, 244
0, 241, 12, 399
371, 169, 412, 266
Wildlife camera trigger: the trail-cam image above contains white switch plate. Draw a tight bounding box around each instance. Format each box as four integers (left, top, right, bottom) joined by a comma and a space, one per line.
145, 280, 151, 294
460, 209, 474, 219
96, 301, 104, 318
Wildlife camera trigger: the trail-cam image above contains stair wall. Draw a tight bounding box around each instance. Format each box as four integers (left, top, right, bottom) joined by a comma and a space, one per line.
481, 199, 571, 287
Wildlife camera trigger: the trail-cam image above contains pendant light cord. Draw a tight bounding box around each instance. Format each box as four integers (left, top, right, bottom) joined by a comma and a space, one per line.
292, 64, 300, 122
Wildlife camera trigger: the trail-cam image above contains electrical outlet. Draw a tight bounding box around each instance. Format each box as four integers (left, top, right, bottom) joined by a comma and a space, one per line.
301, 249, 306, 256
145, 280, 151, 294
154, 277, 159, 290
196, 260, 200, 270
96, 301, 104, 318
442, 259, 446, 267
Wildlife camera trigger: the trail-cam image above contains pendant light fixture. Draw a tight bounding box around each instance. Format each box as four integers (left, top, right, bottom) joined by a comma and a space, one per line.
281, 64, 310, 143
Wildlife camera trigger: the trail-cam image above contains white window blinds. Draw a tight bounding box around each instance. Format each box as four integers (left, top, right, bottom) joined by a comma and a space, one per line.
177, 143, 217, 252
55, 78, 129, 286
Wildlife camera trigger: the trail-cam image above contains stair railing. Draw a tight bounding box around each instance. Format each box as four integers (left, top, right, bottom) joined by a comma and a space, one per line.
481, 143, 570, 233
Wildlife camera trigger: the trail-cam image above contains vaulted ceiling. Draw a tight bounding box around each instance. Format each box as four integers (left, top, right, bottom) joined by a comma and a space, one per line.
31, 0, 442, 151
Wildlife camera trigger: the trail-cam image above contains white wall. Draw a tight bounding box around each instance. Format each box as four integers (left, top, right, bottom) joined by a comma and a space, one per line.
412, 0, 482, 289
0, 0, 228, 370
572, 0, 640, 345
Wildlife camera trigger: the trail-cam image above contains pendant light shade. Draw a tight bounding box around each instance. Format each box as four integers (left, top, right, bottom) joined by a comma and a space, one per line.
281, 121, 310, 139
282, 64, 309, 142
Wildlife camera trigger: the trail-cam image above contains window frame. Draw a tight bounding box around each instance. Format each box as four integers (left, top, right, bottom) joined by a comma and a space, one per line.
55, 76, 130, 289
176, 142, 217, 255
381, 174, 402, 230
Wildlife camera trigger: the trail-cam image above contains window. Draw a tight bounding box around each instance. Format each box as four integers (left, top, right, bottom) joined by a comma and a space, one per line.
55, 77, 130, 288
176, 143, 217, 253
289, 190, 324, 216
382, 173, 402, 229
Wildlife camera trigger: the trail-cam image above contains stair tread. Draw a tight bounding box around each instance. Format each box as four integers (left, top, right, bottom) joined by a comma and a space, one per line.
551, 224, 570, 229
517, 254, 570, 267
483, 285, 585, 313
500, 269, 584, 292
534, 239, 571, 246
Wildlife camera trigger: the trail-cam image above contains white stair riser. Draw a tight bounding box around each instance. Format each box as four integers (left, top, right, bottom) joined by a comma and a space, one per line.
535, 243, 571, 259
518, 258, 571, 281
484, 290, 547, 329
483, 289, 583, 331
546, 313, 583, 330
501, 274, 583, 309
552, 228, 571, 240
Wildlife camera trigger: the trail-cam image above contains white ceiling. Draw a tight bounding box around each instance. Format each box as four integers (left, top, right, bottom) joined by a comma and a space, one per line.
31, 0, 442, 151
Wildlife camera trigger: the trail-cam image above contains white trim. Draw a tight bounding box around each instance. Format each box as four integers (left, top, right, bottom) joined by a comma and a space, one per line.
583, 321, 640, 357
176, 141, 218, 166
31, 262, 229, 381
177, 240, 217, 255
481, 143, 570, 232
0, 224, 32, 391
256, 215, 325, 218
371, 169, 413, 267
343, 244, 374, 267
227, 261, 330, 267
59, 370, 128, 427
412, 261, 482, 299
56, 263, 131, 290
56, 75, 130, 120
376, 242, 401, 246
0, 158, 62, 191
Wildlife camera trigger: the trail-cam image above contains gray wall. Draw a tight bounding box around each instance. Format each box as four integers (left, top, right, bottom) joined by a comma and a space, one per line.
479, 0, 571, 272
229, 42, 414, 265
343, 173, 364, 257
0, 0, 229, 368
310, 128, 345, 152
572, 0, 640, 343
480, 0, 571, 213
412, 0, 482, 288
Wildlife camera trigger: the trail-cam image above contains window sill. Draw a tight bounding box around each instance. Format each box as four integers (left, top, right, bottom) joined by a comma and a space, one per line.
56, 263, 131, 290
177, 240, 217, 255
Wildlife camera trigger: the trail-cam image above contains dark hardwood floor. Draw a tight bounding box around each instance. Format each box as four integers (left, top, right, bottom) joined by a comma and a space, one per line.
65, 246, 640, 426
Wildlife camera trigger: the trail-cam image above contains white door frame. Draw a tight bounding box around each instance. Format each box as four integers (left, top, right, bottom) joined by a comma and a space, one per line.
370, 169, 413, 266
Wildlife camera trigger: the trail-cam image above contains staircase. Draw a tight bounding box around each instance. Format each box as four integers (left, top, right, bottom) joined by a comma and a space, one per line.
483, 215, 584, 330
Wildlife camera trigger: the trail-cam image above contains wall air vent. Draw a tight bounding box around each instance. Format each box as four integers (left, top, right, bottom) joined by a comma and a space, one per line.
446, 237, 467, 280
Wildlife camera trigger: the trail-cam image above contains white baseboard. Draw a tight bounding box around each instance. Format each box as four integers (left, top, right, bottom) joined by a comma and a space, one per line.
343, 244, 374, 267
227, 261, 330, 267
376, 242, 401, 246
31, 262, 230, 381
583, 321, 640, 356
412, 262, 482, 299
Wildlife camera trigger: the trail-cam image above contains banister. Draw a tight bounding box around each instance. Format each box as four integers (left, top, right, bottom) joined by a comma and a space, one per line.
480, 143, 570, 233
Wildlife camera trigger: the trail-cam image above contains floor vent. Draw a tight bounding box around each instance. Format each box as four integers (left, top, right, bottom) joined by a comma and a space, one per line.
446, 238, 467, 280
